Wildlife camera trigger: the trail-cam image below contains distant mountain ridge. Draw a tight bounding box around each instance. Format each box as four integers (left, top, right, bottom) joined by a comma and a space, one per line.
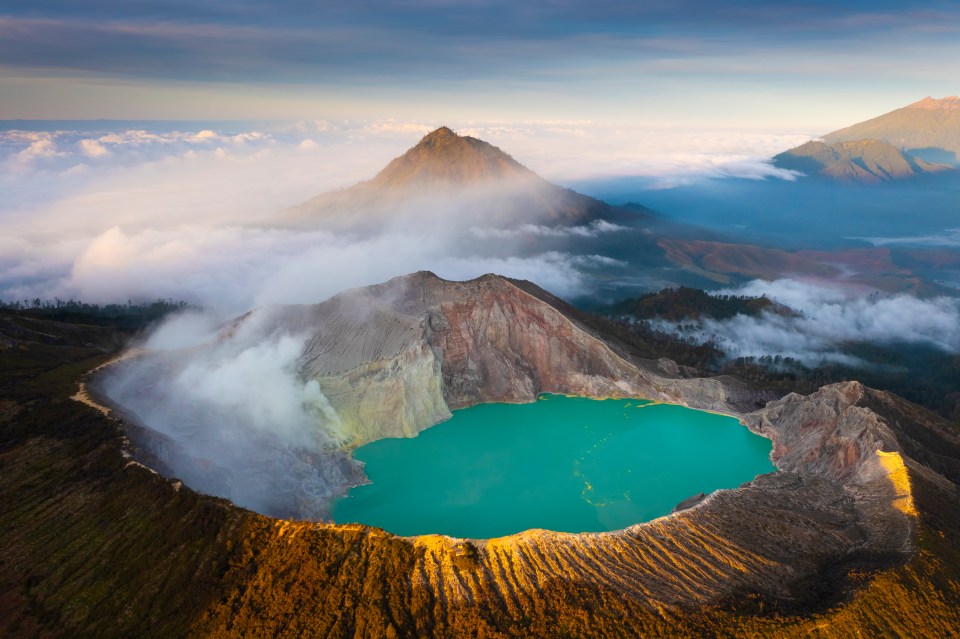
773, 138, 949, 184
281, 126, 630, 229
822, 95, 960, 165
275, 122, 956, 295
771, 96, 960, 183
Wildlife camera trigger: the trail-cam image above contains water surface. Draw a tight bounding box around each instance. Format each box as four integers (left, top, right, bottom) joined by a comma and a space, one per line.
334, 395, 774, 538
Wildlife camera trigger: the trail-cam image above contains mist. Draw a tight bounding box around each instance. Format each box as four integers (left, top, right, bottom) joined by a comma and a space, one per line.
0, 119, 695, 517
0, 121, 622, 308
576, 174, 960, 249
100, 306, 362, 519
654, 279, 960, 366
5, 119, 780, 309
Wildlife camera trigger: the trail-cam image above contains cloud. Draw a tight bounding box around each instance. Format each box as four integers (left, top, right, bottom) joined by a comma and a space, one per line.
13, 136, 65, 163
461, 125, 812, 184
470, 219, 626, 240
851, 228, 960, 248
1, 140, 623, 308
0, 121, 811, 229
36, 219, 600, 311
77, 138, 110, 158
653, 279, 960, 366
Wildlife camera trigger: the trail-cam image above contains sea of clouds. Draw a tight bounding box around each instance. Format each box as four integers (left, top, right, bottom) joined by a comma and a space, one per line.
0, 119, 808, 310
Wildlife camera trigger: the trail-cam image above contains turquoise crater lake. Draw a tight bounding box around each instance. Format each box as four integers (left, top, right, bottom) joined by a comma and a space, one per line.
333, 395, 775, 538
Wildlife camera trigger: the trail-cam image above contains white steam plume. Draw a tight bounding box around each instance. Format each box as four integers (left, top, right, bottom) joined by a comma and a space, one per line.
103, 307, 357, 519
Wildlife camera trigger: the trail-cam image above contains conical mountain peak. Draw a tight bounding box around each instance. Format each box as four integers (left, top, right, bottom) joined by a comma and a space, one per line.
283, 125, 629, 230
420, 126, 457, 142
368, 126, 534, 188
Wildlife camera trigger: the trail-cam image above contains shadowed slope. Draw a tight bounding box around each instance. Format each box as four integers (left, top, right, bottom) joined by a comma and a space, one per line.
657, 239, 952, 294
773, 139, 949, 184
822, 96, 960, 165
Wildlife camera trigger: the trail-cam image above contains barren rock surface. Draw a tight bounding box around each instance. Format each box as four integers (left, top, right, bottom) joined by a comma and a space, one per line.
269, 271, 765, 447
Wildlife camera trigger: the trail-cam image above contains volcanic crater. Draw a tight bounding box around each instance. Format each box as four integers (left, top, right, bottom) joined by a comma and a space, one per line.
90, 271, 935, 625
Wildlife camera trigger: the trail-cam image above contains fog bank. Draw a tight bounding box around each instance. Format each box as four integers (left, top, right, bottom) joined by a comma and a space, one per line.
654, 279, 960, 366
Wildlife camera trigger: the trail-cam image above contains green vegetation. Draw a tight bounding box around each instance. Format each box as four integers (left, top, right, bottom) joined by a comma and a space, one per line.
608, 286, 785, 322
722, 345, 960, 425
0, 298, 195, 331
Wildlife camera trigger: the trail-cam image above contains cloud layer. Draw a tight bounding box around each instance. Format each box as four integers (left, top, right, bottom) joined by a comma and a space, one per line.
654, 279, 960, 366
853, 228, 960, 248
0, 120, 808, 310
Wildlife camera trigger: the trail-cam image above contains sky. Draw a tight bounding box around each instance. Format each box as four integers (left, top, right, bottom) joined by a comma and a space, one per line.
3, 0, 960, 128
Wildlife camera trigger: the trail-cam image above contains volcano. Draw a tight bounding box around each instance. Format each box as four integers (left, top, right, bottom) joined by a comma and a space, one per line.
280, 126, 639, 230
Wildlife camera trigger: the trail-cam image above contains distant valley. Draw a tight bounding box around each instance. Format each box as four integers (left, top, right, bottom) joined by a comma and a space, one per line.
571, 96, 960, 291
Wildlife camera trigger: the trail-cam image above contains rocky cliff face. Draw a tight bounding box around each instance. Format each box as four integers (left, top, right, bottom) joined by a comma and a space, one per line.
102, 272, 786, 521
396, 380, 922, 618
102, 272, 935, 611
247, 271, 761, 447
107, 273, 933, 549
